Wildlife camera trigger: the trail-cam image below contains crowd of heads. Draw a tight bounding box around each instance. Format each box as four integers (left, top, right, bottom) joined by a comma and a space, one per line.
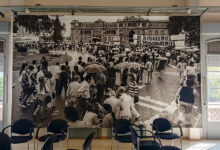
16, 42, 200, 127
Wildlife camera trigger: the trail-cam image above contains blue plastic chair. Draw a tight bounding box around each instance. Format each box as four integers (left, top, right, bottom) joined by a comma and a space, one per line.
130, 126, 161, 150
0, 132, 11, 150
152, 118, 183, 149
36, 119, 68, 150
111, 119, 132, 150
2, 119, 34, 150
111, 119, 143, 150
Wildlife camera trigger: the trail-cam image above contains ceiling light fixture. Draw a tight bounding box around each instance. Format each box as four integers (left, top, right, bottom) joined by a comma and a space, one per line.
187, 8, 192, 15
25, 8, 30, 14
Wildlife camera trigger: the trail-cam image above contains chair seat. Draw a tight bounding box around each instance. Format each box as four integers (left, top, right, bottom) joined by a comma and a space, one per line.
155, 133, 180, 140
115, 135, 132, 143
160, 146, 181, 150
38, 134, 66, 142
11, 136, 32, 144
138, 140, 161, 150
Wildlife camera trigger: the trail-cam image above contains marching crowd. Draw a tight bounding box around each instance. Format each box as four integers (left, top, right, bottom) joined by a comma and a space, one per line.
17, 43, 200, 127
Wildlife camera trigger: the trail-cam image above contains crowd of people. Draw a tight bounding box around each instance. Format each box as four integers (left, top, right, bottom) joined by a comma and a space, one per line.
16, 42, 200, 128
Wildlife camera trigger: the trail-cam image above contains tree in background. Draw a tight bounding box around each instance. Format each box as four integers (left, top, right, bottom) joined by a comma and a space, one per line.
182, 16, 200, 47
52, 16, 64, 43
168, 16, 200, 47
167, 16, 184, 35
13, 15, 53, 35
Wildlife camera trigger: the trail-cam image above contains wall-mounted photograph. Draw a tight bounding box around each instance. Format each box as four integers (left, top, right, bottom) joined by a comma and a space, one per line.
12, 15, 201, 128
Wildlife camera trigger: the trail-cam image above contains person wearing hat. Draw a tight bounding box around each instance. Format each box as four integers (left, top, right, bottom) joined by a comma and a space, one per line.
175, 79, 198, 127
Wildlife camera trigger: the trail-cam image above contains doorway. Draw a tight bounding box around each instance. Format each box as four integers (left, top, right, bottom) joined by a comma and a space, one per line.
205, 39, 220, 139
129, 30, 135, 43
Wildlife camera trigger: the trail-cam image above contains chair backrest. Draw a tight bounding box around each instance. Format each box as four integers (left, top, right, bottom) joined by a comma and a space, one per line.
47, 119, 68, 134
41, 134, 57, 150
114, 119, 131, 134
0, 132, 11, 150
129, 126, 138, 146
153, 118, 172, 132
12, 119, 34, 134
82, 132, 95, 150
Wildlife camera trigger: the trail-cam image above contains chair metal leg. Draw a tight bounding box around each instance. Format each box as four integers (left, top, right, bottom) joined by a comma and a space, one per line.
36, 141, 38, 150
180, 138, 182, 149
59, 141, 62, 150
67, 128, 69, 149
110, 138, 113, 150
67, 138, 69, 149
34, 137, 36, 150
171, 140, 174, 146
117, 141, 120, 150
28, 141, 30, 150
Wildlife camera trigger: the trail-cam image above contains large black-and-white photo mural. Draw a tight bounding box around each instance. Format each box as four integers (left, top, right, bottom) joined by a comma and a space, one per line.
12, 15, 201, 128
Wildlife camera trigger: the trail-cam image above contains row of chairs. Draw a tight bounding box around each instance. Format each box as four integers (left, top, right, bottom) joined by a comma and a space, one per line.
0, 131, 96, 150
1, 118, 69, 150
112, 118, 183, 150
0, 132, 58, 150
1, 117, 182, 150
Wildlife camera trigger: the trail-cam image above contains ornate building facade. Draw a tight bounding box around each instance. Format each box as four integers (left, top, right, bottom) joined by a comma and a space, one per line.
70, 16, 169, 46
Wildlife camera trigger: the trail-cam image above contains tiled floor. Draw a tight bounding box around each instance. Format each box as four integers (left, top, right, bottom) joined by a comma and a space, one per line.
11, 139, 220, 150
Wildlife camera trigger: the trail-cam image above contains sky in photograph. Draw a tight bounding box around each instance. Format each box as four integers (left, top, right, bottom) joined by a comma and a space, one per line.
49, 16, 169, 37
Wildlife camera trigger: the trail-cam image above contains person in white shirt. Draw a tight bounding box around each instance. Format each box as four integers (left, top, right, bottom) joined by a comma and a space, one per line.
177, 59, 186, 85
144, 59, 153, 84
76, 75, 91, 120
116, 86, 140, 121
36, 68, 44, 84
18, 63, 28, 101
82, 103, 100, 128
104, 89, 121, 119
53, 62, 61, 96
194, 58, 201, 87
45, 72, 56, 109
66, 77, 81, 106
78, 75, 90, 99
184, 61, 197, 85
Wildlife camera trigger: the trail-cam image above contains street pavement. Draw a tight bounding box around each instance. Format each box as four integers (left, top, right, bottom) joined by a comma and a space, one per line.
136, 64, 202, 127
